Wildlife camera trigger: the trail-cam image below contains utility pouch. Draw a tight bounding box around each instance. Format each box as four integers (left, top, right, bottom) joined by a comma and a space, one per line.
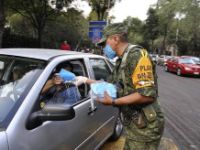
132, 110, 147, 129
142, 105, 157, 122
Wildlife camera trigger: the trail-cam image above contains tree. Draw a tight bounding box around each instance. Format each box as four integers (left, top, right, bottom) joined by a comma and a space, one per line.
87, 0, 120, 20
0, 0, 5, 47
145, 8, 159, 52
42, 8, 90, 49
6, 0, 73, 47
156, 0, 177, 54
123, 17, 144, 45
156, 0, 200, 55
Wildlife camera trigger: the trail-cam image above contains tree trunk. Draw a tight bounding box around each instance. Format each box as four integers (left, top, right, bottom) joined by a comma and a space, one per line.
0, 0, 5, 48
151, 40, 154, 53
36, 26, 43, 48
162, 24, 168, 54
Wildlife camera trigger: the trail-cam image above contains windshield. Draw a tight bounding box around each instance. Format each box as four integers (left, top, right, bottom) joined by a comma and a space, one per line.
0, 55, 46, 127
179, 58, 196, 64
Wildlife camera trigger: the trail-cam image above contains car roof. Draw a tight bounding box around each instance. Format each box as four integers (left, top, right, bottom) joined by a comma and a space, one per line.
0, 48, 93, 61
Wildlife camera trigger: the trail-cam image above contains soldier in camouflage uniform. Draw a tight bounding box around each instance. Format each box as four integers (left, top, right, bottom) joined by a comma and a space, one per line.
97, 23, 164, 150
76, 23, 164, 150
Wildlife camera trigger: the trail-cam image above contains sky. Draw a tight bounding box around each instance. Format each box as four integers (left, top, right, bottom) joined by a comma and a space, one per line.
70, 0, 158, 22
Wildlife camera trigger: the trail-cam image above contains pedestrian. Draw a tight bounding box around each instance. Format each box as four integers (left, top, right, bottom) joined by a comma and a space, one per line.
76, 23, 164, 150
60, 40, 71, 50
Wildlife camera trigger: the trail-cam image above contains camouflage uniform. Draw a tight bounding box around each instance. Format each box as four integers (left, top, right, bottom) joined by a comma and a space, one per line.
112, 46, 164, 150
98, 23, 164, 150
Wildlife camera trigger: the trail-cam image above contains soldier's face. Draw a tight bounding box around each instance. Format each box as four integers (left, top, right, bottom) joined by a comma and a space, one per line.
106, 34, 120, 51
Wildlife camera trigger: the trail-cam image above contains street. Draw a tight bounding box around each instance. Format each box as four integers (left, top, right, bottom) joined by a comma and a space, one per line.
157, 66, 200, 150
103, 66, 200, 150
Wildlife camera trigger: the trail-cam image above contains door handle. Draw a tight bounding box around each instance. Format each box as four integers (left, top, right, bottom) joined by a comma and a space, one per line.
88, 106, 97, 115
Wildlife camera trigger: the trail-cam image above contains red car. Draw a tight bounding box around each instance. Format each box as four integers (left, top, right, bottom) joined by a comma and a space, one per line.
164, 57, 200, 76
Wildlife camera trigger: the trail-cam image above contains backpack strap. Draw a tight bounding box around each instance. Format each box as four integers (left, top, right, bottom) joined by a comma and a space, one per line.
121, 44, 142, 95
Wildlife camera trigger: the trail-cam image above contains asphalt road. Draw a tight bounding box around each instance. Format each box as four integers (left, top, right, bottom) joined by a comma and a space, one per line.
157, 66, 200, 150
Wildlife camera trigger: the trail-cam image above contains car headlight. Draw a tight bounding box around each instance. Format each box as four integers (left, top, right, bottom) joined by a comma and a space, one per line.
184, 67, 192, 71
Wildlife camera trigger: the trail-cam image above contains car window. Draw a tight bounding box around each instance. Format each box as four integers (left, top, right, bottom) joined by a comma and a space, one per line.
39, 59, 89, 109
179, 58, 196, 64
89, 58, 111, 81
0, 57, 12, 81
0, 56, 46, 128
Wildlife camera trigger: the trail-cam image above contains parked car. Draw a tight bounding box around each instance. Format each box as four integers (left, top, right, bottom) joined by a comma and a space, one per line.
164, 56, 200, 76
149, 54, 158, 63
157, 55, 171, 66
0, 48, 123, 150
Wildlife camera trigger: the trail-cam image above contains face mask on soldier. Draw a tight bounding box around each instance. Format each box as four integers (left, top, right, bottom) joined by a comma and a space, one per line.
103, 44, 117, 59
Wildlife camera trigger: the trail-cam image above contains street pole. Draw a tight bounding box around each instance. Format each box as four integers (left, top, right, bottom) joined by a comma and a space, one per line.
175, 19, 179, 43
174, 12, 185, 43
106, 0, 111, 25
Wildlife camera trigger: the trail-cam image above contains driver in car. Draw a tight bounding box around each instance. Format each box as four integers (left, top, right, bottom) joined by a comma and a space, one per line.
40, 65, 81, 107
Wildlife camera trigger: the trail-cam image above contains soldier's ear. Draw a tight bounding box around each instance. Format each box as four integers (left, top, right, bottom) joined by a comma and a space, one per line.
113, 35, 121, 44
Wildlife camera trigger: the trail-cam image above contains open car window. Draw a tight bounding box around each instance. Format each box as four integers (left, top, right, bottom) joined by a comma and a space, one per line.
39, 59, 89, 109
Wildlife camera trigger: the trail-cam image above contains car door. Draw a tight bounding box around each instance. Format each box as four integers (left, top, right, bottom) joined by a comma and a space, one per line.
85, 56, 118, 139
171, 59, 178, 72
7, 56, 117, 150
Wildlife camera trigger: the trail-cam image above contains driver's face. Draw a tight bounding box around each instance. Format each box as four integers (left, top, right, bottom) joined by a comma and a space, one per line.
53, 75, 63, 85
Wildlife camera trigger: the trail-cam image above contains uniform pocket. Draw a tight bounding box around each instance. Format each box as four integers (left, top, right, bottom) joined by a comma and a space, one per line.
142, 105, 157, 122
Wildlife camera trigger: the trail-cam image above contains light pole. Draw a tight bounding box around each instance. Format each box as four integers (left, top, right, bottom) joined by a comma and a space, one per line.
106, 0, 111, 24
174, 12, 185, 43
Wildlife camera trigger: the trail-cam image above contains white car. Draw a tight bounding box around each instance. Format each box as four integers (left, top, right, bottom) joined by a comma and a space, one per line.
157, 55, 171, 66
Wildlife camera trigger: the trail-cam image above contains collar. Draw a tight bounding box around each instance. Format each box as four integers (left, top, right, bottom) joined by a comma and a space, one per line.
118, 43, 131, 59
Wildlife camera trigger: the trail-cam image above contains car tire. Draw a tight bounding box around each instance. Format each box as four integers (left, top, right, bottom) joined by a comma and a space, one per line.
164, 65, 168, 72
109, 113, 123, 141
177, 68, 182, 76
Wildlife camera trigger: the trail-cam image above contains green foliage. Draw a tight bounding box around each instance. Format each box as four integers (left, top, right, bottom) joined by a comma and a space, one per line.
144, 8, 159, 52
152, 0, 200, 55
42, 8, 90, 49
87, 0, 120, 20
123, 17, 144, 45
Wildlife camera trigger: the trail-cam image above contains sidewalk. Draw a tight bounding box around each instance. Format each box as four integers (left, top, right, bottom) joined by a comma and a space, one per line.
102, 137, 179, 150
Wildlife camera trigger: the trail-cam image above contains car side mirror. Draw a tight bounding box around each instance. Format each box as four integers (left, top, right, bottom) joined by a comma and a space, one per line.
27, 104, 75, 130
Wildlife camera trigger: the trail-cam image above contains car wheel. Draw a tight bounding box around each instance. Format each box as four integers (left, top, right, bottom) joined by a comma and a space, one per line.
109, 113, 123, 141
164, 65, 168, 72
177, 68, 182, 76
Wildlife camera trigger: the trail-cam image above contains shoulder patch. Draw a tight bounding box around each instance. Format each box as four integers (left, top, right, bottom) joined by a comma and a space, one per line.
132, 49, 154, 89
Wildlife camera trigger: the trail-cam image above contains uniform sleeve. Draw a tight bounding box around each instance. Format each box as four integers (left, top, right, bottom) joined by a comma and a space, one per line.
125, 50, 157, 98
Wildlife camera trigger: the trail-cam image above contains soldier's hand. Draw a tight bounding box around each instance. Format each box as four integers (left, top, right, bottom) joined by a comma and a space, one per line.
98, 91, 113, 105
75, 76, 88, 86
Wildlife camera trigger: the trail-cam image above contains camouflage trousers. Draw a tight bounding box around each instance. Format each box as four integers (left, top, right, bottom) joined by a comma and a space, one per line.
123, 120, 164, 150
124, 138, 161, 150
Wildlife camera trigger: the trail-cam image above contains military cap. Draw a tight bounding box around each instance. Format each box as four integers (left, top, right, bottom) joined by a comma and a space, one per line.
97, 23, 127, 46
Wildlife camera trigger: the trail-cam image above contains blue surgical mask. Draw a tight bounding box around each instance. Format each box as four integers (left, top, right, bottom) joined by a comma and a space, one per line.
103, 44, 116, 59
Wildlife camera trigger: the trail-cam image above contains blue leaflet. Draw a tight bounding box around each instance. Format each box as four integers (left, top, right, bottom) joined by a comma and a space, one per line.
59, 69, 76, 82
91, 82, 117, 99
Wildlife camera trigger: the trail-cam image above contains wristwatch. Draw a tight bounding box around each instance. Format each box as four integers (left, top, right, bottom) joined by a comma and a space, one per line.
112, 100, 116, 106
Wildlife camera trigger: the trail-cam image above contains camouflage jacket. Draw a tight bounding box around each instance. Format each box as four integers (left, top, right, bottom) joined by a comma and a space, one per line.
110, 44, 164, 142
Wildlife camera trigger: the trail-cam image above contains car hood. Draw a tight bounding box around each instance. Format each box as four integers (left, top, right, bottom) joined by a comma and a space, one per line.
0, 131, 8, 150
183, 64, 200, 69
